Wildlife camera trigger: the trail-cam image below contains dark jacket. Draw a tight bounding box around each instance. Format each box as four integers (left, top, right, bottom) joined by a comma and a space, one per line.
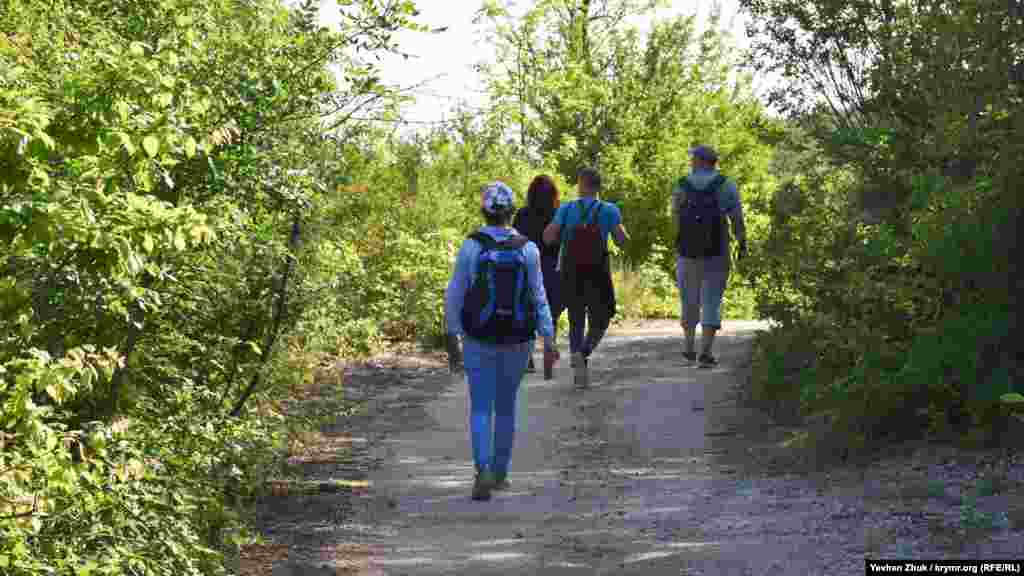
513, 207, 565, 318
513, 207, 559, 262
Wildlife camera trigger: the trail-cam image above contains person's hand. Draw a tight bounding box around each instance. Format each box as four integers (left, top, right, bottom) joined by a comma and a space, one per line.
544, 346, 560, 362
446, 333, 463, 373
542, 344, 560, 380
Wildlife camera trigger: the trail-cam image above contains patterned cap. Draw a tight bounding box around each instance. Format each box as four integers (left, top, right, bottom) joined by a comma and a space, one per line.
481, 181, 515, 214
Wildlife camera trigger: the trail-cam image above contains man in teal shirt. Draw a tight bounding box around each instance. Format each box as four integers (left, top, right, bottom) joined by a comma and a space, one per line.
543, 167, 629, 388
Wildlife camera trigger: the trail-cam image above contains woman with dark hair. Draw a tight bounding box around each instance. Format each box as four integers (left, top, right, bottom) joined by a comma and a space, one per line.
513, 175, 564, 377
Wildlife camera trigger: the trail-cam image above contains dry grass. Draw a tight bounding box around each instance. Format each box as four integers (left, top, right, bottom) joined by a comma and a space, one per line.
238, 542, 382, 576
611, 268, 677, 321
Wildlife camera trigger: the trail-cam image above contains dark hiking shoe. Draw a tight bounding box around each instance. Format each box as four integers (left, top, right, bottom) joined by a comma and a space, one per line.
682, 351, 697, 366
526, 355, 536, 373
472, 471, 495, 501
573, 353, 589, 389
698, 353, 718, 369
492, 474, 511, 491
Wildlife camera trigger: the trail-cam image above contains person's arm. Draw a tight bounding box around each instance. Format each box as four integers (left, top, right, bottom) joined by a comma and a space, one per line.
542, 206, 563, 246
611, 224, 628, 249
724, 181, 747, 257
671, 180, 683, 223
445, 240, 476, 337
608, 204, 628, 249
524, 242, 555, 350
611, 221, 629, 248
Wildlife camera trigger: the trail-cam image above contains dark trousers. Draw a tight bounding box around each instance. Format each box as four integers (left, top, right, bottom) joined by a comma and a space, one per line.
562, 263, 615, 357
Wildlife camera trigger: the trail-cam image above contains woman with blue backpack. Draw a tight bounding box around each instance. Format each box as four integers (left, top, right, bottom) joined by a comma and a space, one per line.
445, 181, 558, 501
512, 174, 564, 378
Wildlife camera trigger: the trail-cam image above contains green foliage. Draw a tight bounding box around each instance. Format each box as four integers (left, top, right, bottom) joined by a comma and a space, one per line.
613, 245, 678, 320
479, 1, 775, 267
322, 119, 540, 346
750, 149, 1019, 449
742, 0, 1022, 451
1, 0, 424, 572
610, 241, 757, 322
0, 0, 811, 570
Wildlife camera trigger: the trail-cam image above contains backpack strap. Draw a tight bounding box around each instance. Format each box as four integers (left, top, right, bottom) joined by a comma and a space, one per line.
708, 174, 726, 194
680, 175, 726, 198
469, 231, 528, 252
468, 231, 498, 252
497, 235, 529, 250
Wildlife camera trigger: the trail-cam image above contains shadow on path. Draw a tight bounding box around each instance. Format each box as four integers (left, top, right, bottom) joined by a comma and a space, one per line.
251, 320, 1023, 576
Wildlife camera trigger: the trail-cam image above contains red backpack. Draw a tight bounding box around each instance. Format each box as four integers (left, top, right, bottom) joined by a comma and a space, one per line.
564, 199, 604, 271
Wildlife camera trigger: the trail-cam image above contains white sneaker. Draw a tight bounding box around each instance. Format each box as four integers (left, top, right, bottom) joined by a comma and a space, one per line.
573, 353, 588, 389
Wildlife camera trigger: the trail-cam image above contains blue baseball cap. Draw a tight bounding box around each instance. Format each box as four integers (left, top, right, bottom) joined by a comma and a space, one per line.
689, 145, 719, 163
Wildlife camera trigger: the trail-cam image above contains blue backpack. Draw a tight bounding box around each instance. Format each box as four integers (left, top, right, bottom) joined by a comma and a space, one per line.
676, 174, 726, 258
460, 231, 538, 345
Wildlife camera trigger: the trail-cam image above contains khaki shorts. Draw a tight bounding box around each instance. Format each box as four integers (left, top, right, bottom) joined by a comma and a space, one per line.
676, 255, 730, 329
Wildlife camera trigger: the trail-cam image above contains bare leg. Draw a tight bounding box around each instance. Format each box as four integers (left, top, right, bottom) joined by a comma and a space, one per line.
680, 257, 703, 355
701, 325, 717, 356
684, 325, 697, 355
699, 254, 730, 360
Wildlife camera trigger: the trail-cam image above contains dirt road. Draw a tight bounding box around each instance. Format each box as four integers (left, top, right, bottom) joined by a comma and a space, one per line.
252, 321, 1023, 575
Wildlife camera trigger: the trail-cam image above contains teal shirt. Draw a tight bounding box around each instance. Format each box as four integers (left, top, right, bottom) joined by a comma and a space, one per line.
552, 197, 622, 271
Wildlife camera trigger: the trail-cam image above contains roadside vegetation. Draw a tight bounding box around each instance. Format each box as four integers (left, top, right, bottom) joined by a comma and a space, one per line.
1, 0, 1019, 573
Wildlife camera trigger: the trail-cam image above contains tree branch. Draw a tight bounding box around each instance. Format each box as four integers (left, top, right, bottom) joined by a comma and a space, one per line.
107, 274, 155, 418
228, 215, 301, 417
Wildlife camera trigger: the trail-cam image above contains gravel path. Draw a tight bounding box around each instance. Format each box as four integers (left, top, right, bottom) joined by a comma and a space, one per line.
248, 321, 1024, 575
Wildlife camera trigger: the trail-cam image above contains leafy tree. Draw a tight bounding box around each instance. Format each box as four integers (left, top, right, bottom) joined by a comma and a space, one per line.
739, 0, 1023, 449
478, 0, 775, 270
0, 0, 424, 572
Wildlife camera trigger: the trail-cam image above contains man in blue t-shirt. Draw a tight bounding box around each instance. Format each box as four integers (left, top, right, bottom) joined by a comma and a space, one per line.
543, 167, 629, 388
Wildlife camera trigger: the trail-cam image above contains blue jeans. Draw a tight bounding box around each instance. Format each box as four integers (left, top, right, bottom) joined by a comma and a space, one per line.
462, 337, 530, 476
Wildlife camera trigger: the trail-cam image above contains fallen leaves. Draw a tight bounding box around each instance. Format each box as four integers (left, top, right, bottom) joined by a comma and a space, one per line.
238, 543, 289, 576
265, 479, 371, 497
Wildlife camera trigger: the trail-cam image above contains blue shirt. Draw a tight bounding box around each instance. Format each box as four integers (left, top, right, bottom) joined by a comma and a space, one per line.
445, 226, 555, 346
552, 197, 623, 271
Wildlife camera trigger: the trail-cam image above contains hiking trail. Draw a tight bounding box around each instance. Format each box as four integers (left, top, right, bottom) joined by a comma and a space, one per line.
248, 320, 1024, 576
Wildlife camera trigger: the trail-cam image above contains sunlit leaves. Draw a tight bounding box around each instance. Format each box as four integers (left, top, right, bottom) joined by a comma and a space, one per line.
141, 135, 159, 158
740, 0, 1021, 449
478, 2, 775, 267
183, 136, 197, 159
1, 0, 428, 572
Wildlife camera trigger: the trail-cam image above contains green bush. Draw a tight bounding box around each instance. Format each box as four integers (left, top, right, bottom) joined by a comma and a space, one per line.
0, 0, 424, 572
337, 319, 387, 359
613, 243, 678, 320
748, 157, 1019, 450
